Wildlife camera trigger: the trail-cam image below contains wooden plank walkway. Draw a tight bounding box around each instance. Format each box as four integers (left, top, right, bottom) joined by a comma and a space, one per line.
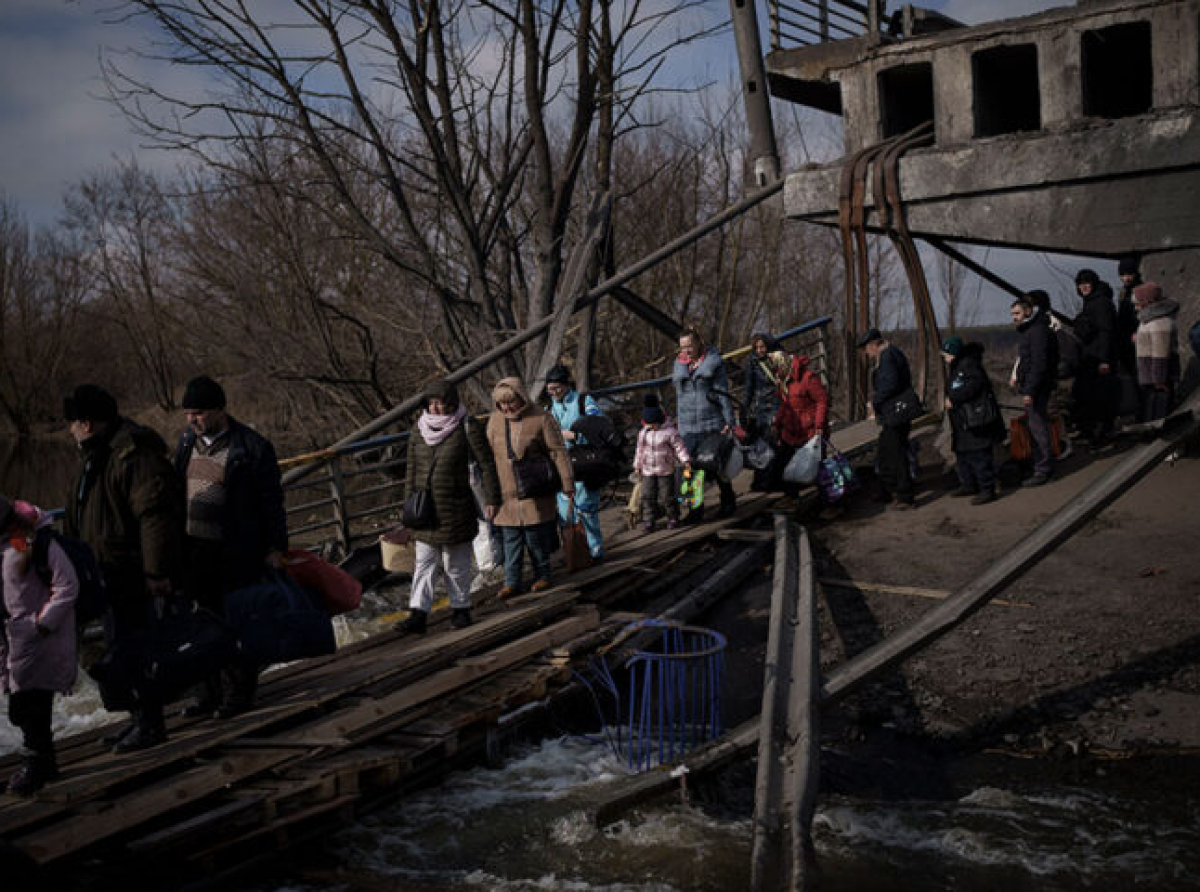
0, 422, 886, 882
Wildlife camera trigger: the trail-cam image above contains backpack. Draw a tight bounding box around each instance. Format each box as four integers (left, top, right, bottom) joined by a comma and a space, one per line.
33, 528, 109, 626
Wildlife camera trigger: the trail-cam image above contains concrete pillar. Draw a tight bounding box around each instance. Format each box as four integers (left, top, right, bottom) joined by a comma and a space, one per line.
1038, 27, 1081, 130
934, 46, 974, 146
1151, 3, 1200, 108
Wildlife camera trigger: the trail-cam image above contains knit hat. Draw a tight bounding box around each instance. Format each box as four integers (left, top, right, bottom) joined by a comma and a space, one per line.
1117, 255, 1140, 277
1132, 282, 1163, 306
0, 495, 12, 533
182, 375, 226, 411
642, 393, 665, 425
422, 379, 459, 412
855, 327, 883, 349
545, 364, 572, 386
940, 335, 964, 356
63, 384, 118, 423
1075, 269, 1099, 287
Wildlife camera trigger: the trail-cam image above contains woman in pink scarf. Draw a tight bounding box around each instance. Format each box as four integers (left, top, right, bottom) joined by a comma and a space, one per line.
396, 381, 501, 634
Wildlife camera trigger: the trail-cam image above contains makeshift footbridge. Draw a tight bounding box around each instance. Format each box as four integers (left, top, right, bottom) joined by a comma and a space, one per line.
0, 411, 877, 887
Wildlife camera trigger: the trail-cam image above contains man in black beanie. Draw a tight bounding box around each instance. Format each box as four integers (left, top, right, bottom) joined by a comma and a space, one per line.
174, 375, 287, 718
63, 384, 184, 752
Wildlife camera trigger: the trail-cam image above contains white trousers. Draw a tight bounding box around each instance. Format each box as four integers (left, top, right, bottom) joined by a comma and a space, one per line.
408, 540, 474, 612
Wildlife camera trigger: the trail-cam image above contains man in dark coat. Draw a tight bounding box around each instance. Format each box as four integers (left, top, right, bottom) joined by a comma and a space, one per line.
1071, 269, 1118, 444
941, 336, 1004, 504
173, 375, 288, 717
1115, 255, 1141, 380
859, 328, 915, 507
1012, 294, 1060, 486
63, 384, 184, 753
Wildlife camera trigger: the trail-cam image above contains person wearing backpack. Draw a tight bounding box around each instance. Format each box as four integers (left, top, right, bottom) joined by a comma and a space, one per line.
941, 337, 1005, 505
63, 384, 184, 754
545, 365, 606, 561
1, 497, 79, 795
173, 376, 289, 719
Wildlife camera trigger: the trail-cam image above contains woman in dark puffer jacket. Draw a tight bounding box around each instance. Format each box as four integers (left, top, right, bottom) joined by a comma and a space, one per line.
397, 381, 501, 634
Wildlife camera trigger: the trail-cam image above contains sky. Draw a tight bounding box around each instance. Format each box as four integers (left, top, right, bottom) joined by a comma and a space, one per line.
0, 0, 1109, 324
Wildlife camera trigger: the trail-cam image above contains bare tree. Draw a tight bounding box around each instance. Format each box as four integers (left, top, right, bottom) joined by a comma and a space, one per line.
934, 242, 980, 333
0, 199, 91, 436
64, 161, 189, 412
104, 0, 717, 415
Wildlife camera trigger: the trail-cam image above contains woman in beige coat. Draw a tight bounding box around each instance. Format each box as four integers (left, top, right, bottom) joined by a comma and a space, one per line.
486, 377, 574, 596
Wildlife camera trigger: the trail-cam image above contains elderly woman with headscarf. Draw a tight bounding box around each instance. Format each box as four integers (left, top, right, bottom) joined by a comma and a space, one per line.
485, 377, 575, 597
397, 381, 501, 634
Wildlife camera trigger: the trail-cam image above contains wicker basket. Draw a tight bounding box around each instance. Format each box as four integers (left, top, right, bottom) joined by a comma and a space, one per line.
380, 528, 416, 574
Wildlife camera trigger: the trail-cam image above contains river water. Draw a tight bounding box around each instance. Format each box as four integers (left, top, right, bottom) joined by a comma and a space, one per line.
4, 437, 1200, 889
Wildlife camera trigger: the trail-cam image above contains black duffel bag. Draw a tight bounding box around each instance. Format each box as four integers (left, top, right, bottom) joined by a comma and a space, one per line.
693, 431, 733, 475
89, 599, 240, 710
570, 444, 618, 489
223, 573, 337, 667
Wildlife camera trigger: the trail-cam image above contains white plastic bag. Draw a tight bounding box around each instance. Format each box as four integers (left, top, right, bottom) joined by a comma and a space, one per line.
472, 522, 496, 571
782, 435, 822, 485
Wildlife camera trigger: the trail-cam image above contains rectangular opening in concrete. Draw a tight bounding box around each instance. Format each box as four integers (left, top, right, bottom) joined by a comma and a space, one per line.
878, 63, 935, 138
1082, 21, 1153, 118
972, 44, 1040, 137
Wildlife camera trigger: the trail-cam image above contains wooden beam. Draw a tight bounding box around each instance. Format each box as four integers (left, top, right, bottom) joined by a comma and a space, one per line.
818, 577, 1033, 608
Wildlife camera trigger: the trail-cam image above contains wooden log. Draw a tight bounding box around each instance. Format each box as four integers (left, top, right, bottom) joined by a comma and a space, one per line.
818, 577, 1033, 608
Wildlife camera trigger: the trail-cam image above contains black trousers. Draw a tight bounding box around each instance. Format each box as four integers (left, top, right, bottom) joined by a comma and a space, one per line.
9, 689, 54, 755
1140, 385, 1174, 423
877, 423, 914, 502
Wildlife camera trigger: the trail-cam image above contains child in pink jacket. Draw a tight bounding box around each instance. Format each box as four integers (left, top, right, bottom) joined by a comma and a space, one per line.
633, 395, 691, 531
1, 497, 78, 796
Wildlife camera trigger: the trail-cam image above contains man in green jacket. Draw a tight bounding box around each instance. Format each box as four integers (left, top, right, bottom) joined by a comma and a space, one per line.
63, 385, 184, 753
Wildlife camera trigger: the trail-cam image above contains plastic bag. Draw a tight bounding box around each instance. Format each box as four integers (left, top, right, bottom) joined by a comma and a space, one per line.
817, 442, 855, 503
782, 435, 822, 485
743, 437, 775, 470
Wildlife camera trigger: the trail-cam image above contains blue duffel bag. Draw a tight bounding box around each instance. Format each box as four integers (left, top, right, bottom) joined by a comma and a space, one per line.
223, 572, 337, 666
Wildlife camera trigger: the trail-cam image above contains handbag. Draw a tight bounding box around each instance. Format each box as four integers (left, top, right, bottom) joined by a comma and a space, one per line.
1009, 414, 1033, 461
401, 445, 440, 530
743, 437, 775, 470
283, 548, 363, 615
561, 503, 593, 573
879, 387, 925, 427
782, 435, 823, 485
506, 418, 560, 500
816, 440, 855, 503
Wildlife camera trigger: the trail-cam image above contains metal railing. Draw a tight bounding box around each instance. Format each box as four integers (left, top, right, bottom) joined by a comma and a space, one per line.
767, 0, 877, 51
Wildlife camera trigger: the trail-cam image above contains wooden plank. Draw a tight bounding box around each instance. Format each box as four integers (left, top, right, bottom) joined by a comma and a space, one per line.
818, 577, 1033, 608
14, 747, 294, 864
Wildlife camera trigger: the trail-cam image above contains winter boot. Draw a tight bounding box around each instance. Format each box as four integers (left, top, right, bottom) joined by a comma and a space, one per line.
450, 608, 473, 630
112, 710, 167, 754
397, 608, 428, 635
6, 750, 57, 796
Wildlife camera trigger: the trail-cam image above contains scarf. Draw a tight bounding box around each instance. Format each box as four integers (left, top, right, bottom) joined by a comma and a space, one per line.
418, 404, 468, 446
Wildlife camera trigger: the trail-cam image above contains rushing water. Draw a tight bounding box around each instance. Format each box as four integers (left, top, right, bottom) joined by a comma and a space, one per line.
208, 734, 1200, 892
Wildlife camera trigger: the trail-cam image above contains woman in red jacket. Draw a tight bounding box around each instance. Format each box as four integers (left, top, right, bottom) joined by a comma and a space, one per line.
771, 354, 830, 494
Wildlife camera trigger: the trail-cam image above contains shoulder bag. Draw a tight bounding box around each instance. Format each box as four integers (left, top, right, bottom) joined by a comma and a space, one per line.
402, 443, 440, 530
506, 418, 560, 500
